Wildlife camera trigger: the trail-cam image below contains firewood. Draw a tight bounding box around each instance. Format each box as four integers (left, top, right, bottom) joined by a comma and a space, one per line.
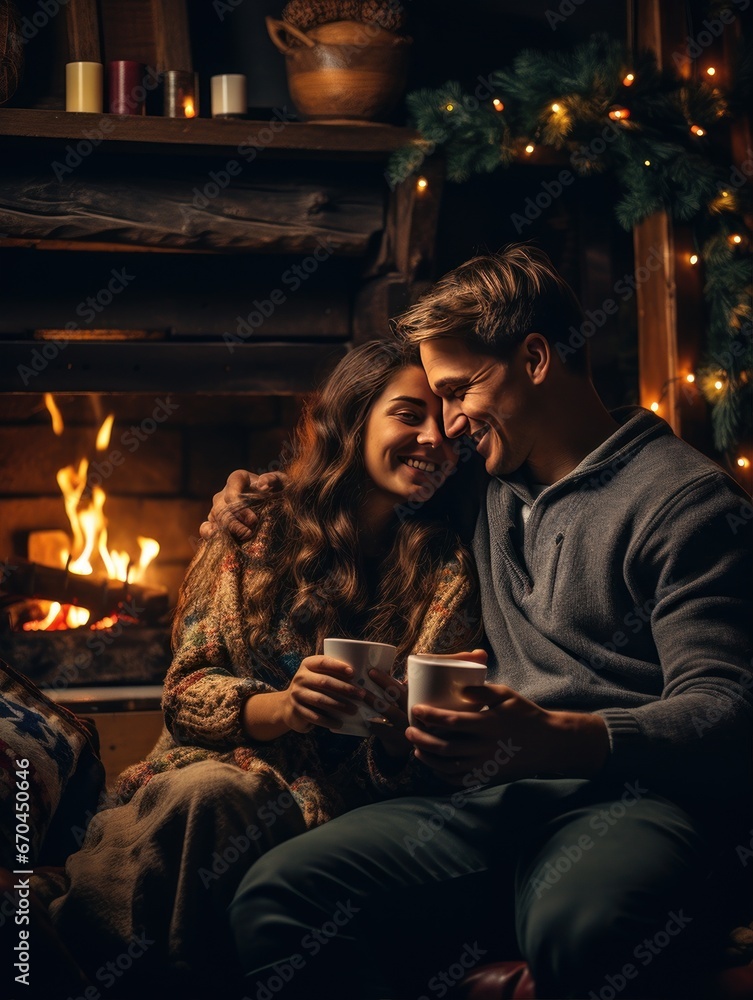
0, 557, 169, 625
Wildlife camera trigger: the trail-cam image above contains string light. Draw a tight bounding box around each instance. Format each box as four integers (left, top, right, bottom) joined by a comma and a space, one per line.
706, 67, 716, 77
416, 176, 428, 192
650, 401, 660, 412
690, 125, 706, 137
551, 103, 561, 113
445, 103, 454, 112
686, 374, 696, 383
492, 98, 504, 111
623, 73, 635, 86
644, 159, 651, 166
689, 254, 699, 265
721, 190, 729, 198
714, 379, 724, 390
608, 107, 630, 121
730, 234, 743, 245
524, 143, 535, 154
738, 457, 751, 469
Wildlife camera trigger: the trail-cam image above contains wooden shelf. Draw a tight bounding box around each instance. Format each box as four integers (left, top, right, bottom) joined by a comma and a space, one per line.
0, 109, 420, 158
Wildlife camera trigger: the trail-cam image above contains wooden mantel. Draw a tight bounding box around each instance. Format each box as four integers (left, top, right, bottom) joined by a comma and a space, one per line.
0, 108, 421, 157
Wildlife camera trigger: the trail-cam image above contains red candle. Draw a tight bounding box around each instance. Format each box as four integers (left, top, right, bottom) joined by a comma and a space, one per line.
108, 61, 146, 116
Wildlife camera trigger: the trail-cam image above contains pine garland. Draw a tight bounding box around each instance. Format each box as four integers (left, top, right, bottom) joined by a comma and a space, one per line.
389, 32, 752, 459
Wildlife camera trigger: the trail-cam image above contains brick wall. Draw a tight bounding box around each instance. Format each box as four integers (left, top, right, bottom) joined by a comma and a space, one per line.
0, 392, 303, 609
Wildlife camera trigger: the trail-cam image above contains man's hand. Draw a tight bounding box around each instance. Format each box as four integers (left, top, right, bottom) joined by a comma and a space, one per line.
407, 683, 609, 786
199, 469, 286, 542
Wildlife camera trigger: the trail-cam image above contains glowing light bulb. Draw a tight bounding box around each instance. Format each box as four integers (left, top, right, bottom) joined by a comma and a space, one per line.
731, 234, 742, 244
714, 380, 724, 390
650, 401, 660, 412
689, 254, 699, 265
623, 73, 635, 86
608, 108, 630, 121
525, 143, 535, 154
446, 103, 454, 112
691, 125, 706, 137
492, 98, 504, 111
551, 103, 561, 113
706, 67, 716, 77
416, 176, 428, 192
738, 457, 751, 469
686, 374, 696, 383
644, 159, 651, 166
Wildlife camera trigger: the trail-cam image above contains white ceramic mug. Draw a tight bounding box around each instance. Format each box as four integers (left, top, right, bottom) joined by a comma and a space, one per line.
407, 654, 487, 725
322, 638, 397, 737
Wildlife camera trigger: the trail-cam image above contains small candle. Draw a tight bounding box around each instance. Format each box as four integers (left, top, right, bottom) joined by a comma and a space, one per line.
164, 70, 199, 118
108, 61, 146, 115
66, 62, 103, 113
211, 74, 247, 118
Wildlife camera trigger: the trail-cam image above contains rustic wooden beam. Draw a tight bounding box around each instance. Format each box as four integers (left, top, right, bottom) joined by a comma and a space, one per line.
0, 171, 384, 253
65, 0, 102, 63
633, 0, 701, 436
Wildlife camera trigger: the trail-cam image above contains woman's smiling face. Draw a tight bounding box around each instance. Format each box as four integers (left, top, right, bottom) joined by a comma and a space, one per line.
362, 365, 458, 514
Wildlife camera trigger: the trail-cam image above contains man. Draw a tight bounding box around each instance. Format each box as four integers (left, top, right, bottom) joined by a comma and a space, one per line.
209, 245, 752, 998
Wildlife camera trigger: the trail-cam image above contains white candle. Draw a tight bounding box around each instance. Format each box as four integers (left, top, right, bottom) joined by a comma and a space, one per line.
66, 62, 103, 113
211, 74, 247, 118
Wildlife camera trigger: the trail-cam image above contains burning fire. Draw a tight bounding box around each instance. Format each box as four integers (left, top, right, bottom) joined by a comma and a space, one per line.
22, 396, 160, 631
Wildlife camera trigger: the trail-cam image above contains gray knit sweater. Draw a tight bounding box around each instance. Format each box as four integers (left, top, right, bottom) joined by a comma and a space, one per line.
474, 406, 753, 806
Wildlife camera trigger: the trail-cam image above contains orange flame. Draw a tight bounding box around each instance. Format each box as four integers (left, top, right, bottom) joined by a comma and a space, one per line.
22, 410, 161, 630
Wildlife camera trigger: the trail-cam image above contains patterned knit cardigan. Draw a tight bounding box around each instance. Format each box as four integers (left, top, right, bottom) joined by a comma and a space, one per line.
116, 515, 482, 829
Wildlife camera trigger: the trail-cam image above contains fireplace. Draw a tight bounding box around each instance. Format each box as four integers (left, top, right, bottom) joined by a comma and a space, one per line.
0, 386, 305, 689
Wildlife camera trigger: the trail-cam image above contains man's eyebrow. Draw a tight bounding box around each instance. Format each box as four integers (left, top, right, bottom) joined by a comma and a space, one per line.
432, 377, 466, 391
389, 395, 427, 406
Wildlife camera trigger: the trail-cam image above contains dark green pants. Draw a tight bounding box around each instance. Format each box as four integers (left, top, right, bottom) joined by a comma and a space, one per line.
230, 778, 720, 1000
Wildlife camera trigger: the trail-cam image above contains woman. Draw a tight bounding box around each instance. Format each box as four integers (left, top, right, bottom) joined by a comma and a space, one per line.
49, 340, 483, 995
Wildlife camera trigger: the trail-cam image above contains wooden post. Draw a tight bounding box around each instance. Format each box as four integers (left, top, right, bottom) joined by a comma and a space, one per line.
632, 0, 693, 435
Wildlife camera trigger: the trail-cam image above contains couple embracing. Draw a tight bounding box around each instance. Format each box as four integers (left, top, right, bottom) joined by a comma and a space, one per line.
51, 244, 752, 1000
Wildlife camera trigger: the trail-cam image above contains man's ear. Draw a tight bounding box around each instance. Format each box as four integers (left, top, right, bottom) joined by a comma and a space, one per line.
523, 333, 551, 385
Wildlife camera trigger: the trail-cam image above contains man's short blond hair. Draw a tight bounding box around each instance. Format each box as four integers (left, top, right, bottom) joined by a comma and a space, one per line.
395, 243, 589, 374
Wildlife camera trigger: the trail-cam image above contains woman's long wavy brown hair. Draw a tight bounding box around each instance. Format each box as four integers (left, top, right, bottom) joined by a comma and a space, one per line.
178, 341, 480, 664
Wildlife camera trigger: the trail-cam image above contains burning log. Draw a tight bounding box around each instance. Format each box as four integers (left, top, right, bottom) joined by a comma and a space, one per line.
0, 557, 169, 625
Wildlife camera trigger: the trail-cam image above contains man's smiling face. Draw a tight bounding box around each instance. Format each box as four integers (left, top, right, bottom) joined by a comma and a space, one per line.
420, 337, 539, 478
